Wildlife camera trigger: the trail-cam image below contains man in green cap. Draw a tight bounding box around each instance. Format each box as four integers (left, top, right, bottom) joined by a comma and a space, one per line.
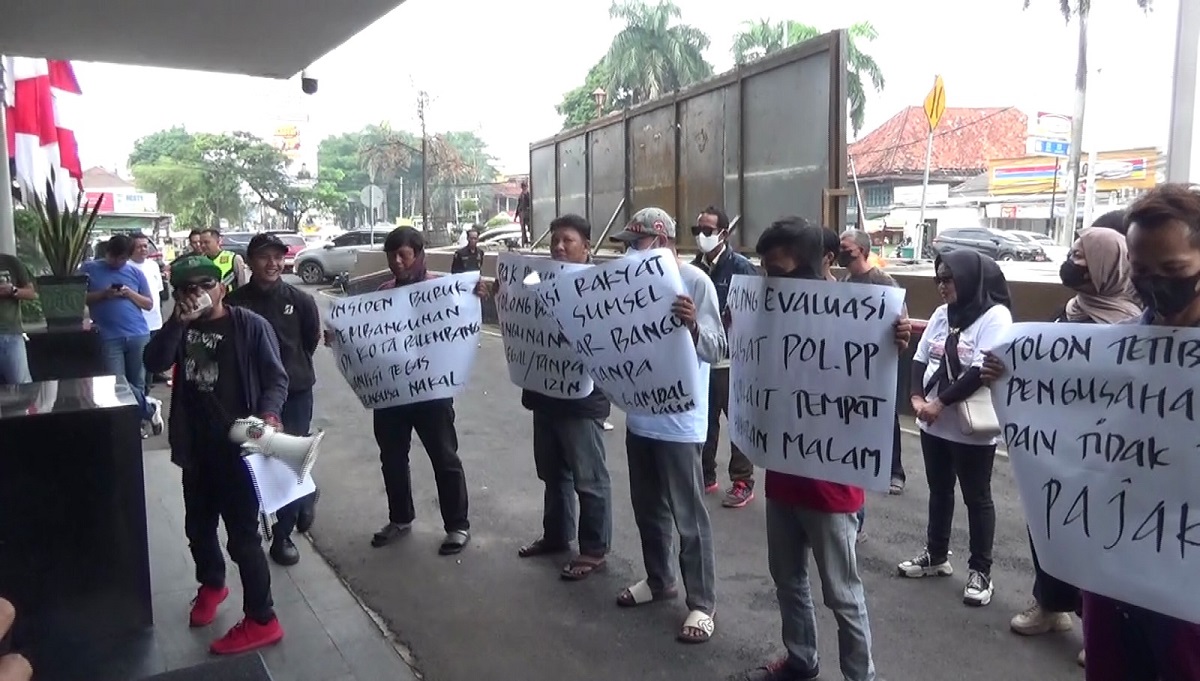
144, 254, 291, 655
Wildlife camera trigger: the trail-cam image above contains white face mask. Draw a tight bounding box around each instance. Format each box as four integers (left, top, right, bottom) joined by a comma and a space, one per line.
696, 233, 721, 253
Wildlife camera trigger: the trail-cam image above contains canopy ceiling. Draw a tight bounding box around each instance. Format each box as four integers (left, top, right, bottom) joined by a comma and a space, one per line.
0, 0, 406, 78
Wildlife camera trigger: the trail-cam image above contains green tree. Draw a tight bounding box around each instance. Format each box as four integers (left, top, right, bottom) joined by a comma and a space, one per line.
129, 128, 245, 227
731, 20, 885, 136
556, 60, 621, 130
604, 0, 713, 105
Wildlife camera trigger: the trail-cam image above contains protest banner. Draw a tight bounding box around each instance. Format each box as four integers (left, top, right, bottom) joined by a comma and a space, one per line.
991, 322, 1200, 624
726, 275, 906, 492
495, 253, 594, 398
326, 272, 482, 409
541, 248, 700, 415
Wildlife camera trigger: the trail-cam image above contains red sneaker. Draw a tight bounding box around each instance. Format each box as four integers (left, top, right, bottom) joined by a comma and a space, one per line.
209, 617, 284, 655
189, 585, 229, 627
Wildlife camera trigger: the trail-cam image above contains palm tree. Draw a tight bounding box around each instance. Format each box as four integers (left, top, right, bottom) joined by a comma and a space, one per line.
1025, 0, 1152, 244
603, 0, 714, 105
732, 20, 885, 137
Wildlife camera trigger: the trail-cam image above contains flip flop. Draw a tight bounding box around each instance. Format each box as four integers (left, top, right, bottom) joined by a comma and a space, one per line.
616, 579, 678, 607
677, 610, 715, 644
518, 537, 570, 558
560, 555, 607, 581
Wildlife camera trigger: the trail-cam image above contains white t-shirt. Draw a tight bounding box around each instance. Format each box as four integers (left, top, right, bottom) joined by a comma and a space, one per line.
625, 261, 726, 444
134, 259, 164, 332
913, 303, 1013, 446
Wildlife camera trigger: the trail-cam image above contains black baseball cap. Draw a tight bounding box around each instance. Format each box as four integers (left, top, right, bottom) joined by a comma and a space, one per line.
247, 234, 288, 257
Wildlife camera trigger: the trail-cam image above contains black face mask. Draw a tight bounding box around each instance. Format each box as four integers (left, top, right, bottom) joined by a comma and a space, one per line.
1059, 260, 1089, 289
1131, 272, 1200, 318
836, 251, 855, 268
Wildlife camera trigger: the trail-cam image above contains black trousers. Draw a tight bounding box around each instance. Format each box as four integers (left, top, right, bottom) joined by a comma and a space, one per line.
889, 416, 905, 481
273, 388, 317, 537
921, 430, 996, 574
1029, 528, 1080, 613
373, 399, 469, 532
182, 448, 274, 622
701, 366, 756, 486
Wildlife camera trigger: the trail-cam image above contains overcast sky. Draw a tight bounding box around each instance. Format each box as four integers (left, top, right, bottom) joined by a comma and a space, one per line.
70, 0, 1182, 175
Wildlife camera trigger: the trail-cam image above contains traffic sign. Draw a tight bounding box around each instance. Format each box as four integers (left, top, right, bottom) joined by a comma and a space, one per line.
359, 184, 385, 209
1032, 138, 1070, 158
923, 75, 946, 132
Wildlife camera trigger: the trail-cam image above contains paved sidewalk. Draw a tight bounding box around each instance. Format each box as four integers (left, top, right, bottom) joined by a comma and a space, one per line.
143, 448, 418, 681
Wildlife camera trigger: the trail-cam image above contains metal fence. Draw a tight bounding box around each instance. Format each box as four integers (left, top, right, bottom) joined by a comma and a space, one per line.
529, 30, 849, 252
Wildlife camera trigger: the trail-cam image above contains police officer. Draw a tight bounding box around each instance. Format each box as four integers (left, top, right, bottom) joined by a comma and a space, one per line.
225, 234, 322, 565
197, 228, 250, 291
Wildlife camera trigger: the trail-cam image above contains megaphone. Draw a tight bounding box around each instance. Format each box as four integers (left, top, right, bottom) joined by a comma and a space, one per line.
229, 417, 323, 483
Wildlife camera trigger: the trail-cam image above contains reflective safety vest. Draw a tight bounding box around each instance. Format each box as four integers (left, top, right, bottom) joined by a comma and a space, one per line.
212, 251, 237, 290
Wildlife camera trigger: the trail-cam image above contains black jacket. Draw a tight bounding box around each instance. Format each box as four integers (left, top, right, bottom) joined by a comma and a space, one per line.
225, 279, 321, 392
692, 248, 759, 312
144, 306, 289, 469
451, 246, 483, 274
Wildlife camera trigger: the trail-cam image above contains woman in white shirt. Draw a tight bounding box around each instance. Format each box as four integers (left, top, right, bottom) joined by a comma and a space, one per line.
897, 249, 1012, 608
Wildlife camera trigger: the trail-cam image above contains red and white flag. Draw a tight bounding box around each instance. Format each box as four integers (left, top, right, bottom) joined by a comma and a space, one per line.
3, 56, 83, 199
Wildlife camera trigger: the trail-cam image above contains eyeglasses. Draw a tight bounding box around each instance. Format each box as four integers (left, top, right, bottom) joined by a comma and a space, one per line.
179, 279, 218, 293
690, 225, 717, 237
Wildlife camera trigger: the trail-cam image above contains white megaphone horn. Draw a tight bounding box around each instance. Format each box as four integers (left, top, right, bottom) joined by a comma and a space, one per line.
228, 417, 324, 483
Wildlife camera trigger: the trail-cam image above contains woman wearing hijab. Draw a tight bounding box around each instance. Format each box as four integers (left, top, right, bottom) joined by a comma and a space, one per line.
983, 224, 1141, 667
897, 249, 1012, 608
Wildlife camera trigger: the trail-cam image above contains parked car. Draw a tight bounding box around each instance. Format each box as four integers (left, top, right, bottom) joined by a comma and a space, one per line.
219, 232, 255, 259
269, 233, 307, 272
476, 225, 523, 250
293, 229, 392, 284
1004, 230, 1069, 263
930, 227, 1047, 262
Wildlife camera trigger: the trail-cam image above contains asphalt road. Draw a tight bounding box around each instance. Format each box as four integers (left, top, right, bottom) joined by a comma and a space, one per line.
147, 281, 1086, 681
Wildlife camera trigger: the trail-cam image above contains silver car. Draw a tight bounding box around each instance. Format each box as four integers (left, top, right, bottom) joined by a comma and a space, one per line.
293, 229, 391, 284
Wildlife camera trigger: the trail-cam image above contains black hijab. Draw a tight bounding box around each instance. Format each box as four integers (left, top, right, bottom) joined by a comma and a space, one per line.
936, 249, 1011, 331
926, 250, 1011, 392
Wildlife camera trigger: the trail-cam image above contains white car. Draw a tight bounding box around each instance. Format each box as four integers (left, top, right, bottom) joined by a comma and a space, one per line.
1006, 230, 1069, 263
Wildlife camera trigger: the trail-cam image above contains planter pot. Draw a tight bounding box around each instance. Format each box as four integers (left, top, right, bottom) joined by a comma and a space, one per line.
35, 275, 89, 330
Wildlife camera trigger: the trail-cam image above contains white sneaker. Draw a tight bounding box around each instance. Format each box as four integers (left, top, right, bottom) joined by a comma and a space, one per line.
897, 549, 953, 578
1010, 603, 1073, 635
147, 397, 165, 436
602, 421, 614, 431
963, 570, 994, 607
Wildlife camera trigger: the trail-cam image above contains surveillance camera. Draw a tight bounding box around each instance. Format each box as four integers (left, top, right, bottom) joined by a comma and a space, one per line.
300, 70, 317, 95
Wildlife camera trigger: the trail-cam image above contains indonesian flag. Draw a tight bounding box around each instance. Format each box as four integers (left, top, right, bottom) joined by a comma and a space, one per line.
3, 56, 83, 199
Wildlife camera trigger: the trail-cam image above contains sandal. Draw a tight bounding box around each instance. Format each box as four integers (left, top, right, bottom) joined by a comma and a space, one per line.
560, 555, 607, 581
439, 530, 471, 555
518, 537, 570, 558
677, 610, 715, 644
616, 579, 678, 608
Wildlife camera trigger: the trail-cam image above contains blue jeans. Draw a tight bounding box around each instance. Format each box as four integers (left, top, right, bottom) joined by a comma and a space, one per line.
0, 334, 31, 385
274, 389, 317, 537
531, 411, 612, 556
102, 335, 151, 419
766, 499, 876, 681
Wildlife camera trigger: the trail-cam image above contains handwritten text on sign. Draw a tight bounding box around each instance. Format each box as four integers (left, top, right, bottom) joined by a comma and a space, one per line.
726, 275, 906, 492
542, 248, 699, 415
992, 323, 1200, 624
495, 253, 594, 398
326, 273, 482, 409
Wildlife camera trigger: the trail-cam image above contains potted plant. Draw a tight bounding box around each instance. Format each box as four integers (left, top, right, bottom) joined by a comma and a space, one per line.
28, 176, 104, 329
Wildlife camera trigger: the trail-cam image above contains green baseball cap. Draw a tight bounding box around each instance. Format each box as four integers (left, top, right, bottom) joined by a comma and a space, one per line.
169, 255, 222, 288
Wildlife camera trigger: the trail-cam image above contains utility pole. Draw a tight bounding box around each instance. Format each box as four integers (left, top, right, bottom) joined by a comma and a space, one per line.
1167, 0, 1199, 182
417, 90, 429, 231
1059, 9, 1089, 246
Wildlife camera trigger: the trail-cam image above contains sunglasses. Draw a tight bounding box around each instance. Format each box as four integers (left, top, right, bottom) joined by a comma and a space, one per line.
178, 279, 219, 293
690, 225, 717, 237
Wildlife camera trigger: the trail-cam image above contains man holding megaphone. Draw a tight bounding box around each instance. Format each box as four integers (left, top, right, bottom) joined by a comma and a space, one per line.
143, 255, 291, 656
227, 234, 323, 567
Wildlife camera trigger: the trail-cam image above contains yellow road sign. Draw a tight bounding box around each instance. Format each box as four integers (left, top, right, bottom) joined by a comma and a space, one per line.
924, 75, 946, 132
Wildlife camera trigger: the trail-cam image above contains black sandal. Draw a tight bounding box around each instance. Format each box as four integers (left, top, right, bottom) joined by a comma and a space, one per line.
439, 530, 471, 555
